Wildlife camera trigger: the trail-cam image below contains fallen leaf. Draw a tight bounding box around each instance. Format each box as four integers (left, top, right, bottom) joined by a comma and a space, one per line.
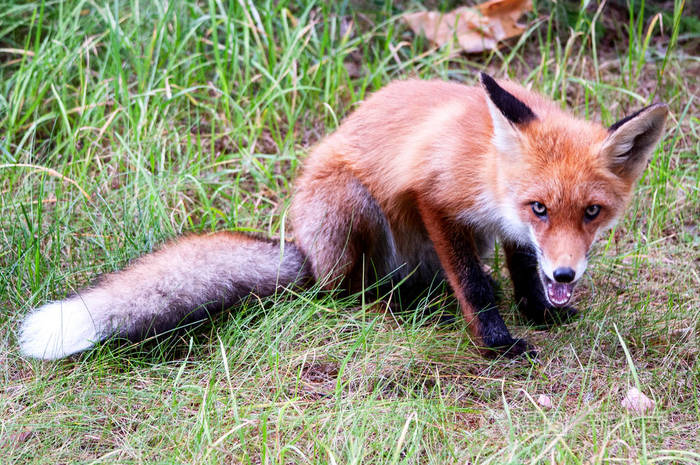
621, 387, 655, 414
537, 394, 553, 409
403, 0, 532, 53
1, 430, 34, 448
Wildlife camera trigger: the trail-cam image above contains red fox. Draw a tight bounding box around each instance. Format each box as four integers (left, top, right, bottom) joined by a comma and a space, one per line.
18, 73, 668, 360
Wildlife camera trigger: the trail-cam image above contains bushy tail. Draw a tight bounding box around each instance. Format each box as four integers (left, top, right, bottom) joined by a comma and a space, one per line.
19, 232, 312, 360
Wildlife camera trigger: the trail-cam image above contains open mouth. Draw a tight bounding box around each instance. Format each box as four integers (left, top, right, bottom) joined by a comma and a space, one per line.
541, 274, 575, 307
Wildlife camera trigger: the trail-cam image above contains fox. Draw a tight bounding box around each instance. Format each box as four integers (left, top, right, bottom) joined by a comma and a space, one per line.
17, 73, 668, 360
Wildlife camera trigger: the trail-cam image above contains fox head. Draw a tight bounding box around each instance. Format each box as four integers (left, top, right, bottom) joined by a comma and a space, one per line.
480, 73, 668, 307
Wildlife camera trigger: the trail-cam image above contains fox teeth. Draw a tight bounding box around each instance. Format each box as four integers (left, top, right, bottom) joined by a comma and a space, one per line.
546, 280, 574, 306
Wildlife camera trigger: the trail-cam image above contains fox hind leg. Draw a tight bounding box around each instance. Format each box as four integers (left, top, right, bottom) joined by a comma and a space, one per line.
291, 166, 401, 297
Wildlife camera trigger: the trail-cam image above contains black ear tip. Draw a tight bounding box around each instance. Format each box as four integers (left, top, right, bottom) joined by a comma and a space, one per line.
480, 72, 536, 126
479, 72, 502, 99
479, 72, 495, 88
609, 102, 669, 132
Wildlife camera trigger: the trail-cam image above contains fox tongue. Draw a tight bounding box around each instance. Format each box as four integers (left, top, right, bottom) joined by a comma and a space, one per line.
546, 281, 574, 307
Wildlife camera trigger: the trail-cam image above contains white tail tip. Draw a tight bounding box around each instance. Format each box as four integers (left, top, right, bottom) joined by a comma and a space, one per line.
19, 298, 103, 360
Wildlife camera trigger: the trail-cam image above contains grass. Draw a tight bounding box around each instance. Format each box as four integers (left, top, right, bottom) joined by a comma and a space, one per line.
0, 0, 698, 463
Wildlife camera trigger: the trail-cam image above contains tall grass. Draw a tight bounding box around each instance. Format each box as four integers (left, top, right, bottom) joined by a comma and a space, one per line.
1, 0, 698, 463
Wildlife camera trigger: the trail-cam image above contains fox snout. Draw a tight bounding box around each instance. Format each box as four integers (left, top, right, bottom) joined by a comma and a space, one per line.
538, 247, 588, 281
536, 252, 588, 307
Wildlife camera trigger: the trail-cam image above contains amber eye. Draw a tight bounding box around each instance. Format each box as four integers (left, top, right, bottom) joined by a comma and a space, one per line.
585, 204, 601, 221
531, 202, 547, 218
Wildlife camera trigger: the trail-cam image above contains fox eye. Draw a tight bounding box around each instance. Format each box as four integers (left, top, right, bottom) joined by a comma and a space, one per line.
584, 204, 601, 221
531, 202, 547, 218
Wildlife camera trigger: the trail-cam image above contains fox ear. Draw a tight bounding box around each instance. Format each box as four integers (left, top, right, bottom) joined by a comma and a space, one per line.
601, 103, 668, 180
480, 73, 537, 155
480, 73, 537, 126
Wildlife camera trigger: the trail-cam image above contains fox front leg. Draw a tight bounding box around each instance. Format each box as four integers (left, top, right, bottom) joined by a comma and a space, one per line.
418, 204, 535, 358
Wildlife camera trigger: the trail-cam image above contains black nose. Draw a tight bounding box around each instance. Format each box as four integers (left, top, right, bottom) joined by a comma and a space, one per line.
553, 267, 575, 283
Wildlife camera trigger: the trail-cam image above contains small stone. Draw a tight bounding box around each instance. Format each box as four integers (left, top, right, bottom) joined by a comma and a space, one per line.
621, 387, 654, 414
537, 394, 553, 409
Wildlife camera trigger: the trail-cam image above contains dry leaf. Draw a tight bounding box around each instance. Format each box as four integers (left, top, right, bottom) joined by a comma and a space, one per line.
621, 387, 655, 414
537, 394, 553, 409
1, 430, 34, 448
403, 0, 532, 53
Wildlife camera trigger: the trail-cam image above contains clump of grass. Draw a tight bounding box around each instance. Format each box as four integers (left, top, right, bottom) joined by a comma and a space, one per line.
1, 0, 698, 463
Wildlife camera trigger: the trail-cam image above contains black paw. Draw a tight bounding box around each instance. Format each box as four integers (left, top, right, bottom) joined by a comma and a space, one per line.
483, 337, 537, 359
518, 296, 579, 328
